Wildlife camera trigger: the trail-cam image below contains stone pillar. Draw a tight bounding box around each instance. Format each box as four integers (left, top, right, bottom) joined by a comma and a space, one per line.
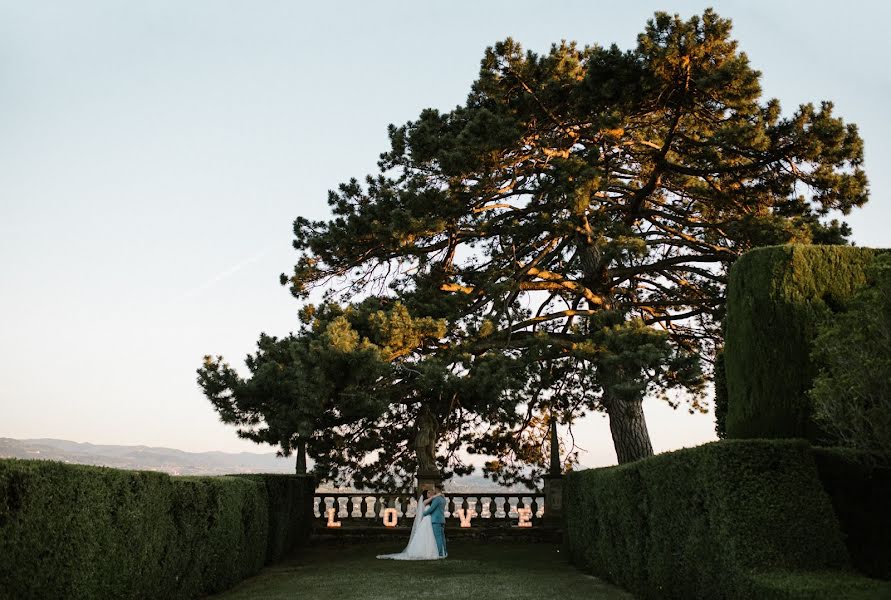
295, 439, 307, 475
543, 419, 563, 526
416, 469, 442, 497
543, 475, 564, 525
414, 405, 441, 496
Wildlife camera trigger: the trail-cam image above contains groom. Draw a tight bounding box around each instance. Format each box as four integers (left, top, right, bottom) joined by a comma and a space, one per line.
423, 484, 447, 558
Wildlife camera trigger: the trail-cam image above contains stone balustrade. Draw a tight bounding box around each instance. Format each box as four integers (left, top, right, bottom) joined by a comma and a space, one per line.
314, 492, 546, 527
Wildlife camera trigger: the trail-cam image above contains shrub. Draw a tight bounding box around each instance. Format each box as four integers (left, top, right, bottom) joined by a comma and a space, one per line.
813, 448, 891, 580
714, 349, 727, 439
564, 439, 891, 599
809, 254, 891, 455
724, 245, 881, 441
0, 460, 314, 599
232, 473, 315, 563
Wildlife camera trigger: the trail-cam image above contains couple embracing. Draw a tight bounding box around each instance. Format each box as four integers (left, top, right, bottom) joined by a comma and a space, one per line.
377, 484, 447, 560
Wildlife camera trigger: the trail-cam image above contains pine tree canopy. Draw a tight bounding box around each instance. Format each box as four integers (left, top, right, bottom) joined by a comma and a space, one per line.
277, 9, 867, 484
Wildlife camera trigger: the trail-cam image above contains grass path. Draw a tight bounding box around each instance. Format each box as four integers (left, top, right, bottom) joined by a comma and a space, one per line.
211, 540, 634, 600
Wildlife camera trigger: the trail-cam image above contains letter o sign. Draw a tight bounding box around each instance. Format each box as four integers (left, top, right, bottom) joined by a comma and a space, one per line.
382, 508, 399, 528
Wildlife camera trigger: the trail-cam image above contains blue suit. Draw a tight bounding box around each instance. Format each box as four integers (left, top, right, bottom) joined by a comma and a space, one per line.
423, 495, 447, 557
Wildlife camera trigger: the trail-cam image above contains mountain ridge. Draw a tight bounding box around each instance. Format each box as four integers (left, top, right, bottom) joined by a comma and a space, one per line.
0, 438, 525, 491
0, 437, 294, 476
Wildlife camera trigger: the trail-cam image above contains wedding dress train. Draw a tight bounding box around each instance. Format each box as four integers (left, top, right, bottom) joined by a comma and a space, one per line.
376, 495, 442, 560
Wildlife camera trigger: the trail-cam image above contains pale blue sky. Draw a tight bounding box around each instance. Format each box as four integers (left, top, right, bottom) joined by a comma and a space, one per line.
1, 1, 888, 468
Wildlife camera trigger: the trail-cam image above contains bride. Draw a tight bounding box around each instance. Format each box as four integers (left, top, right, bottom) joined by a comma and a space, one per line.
376, 491, 442, 560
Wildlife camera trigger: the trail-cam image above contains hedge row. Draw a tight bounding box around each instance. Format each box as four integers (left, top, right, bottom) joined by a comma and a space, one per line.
713, 349, 727, 439
723, 245, 881, 441
0, 459, 314, 599
232, 473, 314, 563
813, 449, 891, 580
563, 440, 891, 599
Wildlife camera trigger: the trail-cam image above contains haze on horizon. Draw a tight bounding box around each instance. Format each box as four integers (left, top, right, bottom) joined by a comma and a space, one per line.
2, 1, 889, 469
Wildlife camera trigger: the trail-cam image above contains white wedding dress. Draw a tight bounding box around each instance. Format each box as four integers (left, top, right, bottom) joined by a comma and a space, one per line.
376, 495, 442, 560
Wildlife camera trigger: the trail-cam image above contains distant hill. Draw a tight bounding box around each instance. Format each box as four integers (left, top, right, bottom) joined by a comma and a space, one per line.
0, 437, 294, 476
0, 438, 528, 491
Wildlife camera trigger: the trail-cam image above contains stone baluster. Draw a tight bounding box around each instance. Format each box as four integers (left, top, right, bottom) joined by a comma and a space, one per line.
487, 497, 497, 519
446, 496, 455, 518
316, 496, 325, 518
400, 496, 408, 517
530, 497, 539, 521
473, 496, 482, 519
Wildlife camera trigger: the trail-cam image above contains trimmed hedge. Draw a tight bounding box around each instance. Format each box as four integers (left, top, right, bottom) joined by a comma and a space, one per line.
564, 439, 891, 599
0, 460, 314, 599
714, 349, 728, 439
724, 245, 881, 441
813, 448, 891, 580
232, 474, 314, 563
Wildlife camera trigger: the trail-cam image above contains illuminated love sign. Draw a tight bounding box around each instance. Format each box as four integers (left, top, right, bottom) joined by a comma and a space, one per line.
455, 508, 475, 527
326, 508, 341, 528
382, 508, 399, 527
324, 506, 534, 528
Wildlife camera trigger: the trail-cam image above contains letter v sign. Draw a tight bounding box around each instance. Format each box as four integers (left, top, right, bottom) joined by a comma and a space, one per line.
455, 508, 475, 528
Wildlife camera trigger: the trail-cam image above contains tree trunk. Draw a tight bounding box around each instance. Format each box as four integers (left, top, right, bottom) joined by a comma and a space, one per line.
605, 396, 654, 464
295, 439, 307, 474
414, 405, 439, 477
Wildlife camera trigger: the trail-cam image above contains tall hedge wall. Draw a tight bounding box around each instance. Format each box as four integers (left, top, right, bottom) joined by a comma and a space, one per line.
563, 440, 891, 599
233, 473, 315, 563
0, 460, 314, 599
813, 449, 891, 580
724, 245, 881, 441
713, 349, 728, 439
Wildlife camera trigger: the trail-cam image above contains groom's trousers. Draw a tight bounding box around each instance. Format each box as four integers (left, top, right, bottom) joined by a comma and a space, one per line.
433, 523, 447, 557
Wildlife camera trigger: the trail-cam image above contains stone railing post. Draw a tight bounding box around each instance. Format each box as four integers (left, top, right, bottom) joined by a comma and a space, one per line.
416, 467, 442, 497
543, 419, 563, 526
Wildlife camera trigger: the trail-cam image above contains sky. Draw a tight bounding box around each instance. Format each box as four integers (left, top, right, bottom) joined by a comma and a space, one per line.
1, 1, 889, 470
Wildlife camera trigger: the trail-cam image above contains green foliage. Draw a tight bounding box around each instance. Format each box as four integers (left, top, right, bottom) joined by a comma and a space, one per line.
283, 9, 867, 469
724, 245, 880, 441
813, 448, 891, 580
809, 254, 891, 454
231, 474, 315, 564
197, 298, 441, 481
0, 460, 313, 599
747, 571, 891, 600
563, 440, 891, 599
714, 349, 728, 438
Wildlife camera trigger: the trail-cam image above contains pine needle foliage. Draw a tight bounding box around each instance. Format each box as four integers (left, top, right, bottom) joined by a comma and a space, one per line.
283, 9, 867, 472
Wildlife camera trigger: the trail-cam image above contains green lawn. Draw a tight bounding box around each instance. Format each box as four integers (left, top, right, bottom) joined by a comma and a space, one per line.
211, 541, 635, 600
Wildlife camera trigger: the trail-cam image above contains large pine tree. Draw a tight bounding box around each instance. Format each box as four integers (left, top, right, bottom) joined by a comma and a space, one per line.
283, 9, 867, 471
